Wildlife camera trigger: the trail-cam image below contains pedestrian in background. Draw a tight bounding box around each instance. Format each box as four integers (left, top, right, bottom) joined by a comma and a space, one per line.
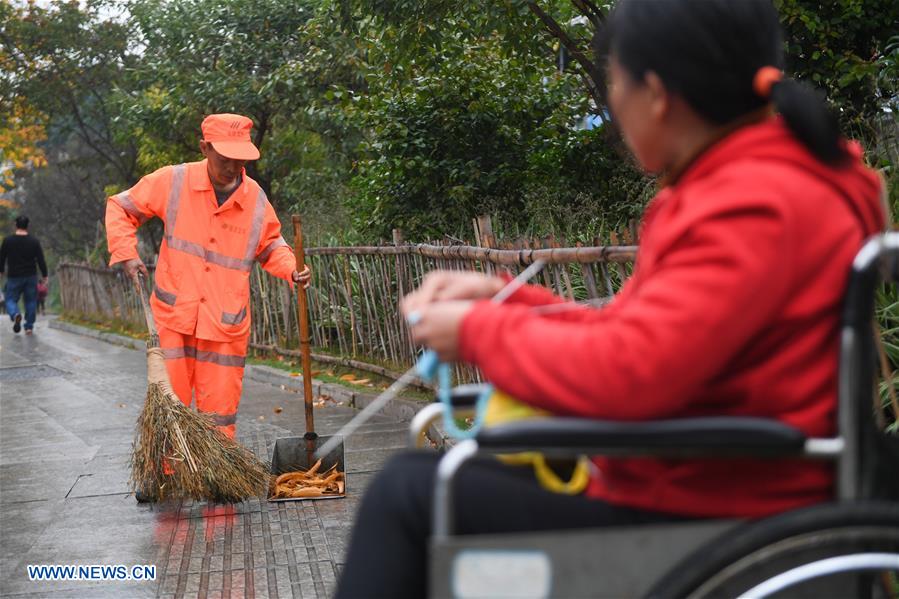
0, 216, 49, 335
36, 278, 48, 315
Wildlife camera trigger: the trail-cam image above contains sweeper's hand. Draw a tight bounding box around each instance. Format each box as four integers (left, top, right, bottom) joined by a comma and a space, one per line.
122, 258, 149, 280
292, 264, 312, 289
402, 271, 504, 315
406, 300, 474, 362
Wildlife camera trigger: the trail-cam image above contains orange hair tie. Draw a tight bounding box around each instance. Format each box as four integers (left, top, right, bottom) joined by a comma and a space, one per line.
753, 66, 783, 99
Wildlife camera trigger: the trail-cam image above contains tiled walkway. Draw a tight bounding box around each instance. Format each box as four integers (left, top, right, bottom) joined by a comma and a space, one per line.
0, 317, 409, 597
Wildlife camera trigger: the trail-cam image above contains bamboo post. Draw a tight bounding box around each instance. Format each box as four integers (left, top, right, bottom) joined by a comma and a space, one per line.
292, 215, 317, 447
578, 242, 600, 299
475, 215, 495, 276
379, 253, 400, 363
342, 256, 358, 356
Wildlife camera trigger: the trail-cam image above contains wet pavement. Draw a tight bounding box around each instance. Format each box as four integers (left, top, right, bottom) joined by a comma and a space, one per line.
0, 317, 411, 598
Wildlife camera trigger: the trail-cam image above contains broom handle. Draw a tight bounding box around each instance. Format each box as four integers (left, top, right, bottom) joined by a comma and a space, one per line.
132, 272, 160, 347
292, 215, 316, 439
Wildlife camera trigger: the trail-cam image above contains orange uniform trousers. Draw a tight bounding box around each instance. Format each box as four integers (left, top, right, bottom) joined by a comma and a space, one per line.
158, 326, 248, 439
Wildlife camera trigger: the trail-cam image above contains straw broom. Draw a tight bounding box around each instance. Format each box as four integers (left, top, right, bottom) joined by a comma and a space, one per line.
129, 274, 269, 503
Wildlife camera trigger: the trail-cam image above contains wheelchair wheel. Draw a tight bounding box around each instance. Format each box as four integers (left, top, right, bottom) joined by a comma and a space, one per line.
647, 502, 899, 599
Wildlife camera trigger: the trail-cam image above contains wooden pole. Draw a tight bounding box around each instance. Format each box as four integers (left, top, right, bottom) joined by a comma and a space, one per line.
292, 215, 317, 445
475, 215, 495, 276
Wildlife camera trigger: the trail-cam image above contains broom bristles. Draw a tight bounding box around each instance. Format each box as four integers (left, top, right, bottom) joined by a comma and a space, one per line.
130, 383, 270, 503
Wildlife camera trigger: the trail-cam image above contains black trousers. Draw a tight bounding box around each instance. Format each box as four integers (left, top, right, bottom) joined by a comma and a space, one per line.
336, 451, 692, 598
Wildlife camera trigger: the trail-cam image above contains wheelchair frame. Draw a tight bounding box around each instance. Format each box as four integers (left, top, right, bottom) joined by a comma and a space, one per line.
408, 234, 899, 598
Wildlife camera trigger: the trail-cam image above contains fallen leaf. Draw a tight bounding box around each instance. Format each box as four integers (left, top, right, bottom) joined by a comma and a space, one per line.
274, 406, 283, 414
289, 372, 301, 377
339, 374, 355, 381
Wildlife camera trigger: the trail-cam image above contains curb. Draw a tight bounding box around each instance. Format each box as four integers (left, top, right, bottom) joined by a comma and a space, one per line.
49, 318, 451, 447
49, 319, 146, 351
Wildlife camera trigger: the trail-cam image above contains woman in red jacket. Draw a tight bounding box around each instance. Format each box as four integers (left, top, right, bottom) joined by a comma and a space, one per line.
336, 1, 885, 596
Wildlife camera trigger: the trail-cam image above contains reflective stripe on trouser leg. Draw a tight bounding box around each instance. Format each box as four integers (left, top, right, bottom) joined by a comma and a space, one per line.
193, 336, 248, 440
157, 326, 196, 408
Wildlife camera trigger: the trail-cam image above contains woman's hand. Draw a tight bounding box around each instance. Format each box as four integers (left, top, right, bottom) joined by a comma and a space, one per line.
406, 300, 475, 363
401, 270, 503, 315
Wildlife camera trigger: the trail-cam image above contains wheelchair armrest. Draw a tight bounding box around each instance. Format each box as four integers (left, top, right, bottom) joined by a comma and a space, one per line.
433, 383, 491, 408
475, 416, 807, 458
409, 385, 487, 448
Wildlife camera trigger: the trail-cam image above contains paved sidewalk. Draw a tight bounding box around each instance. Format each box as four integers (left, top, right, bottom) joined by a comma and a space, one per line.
0, 317, 412, 598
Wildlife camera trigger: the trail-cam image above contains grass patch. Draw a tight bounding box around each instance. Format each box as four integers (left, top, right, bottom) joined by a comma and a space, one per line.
59, 313, 145, 340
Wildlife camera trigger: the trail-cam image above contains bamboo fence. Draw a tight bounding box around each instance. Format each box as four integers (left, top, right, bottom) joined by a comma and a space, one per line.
58, 218, 638, 383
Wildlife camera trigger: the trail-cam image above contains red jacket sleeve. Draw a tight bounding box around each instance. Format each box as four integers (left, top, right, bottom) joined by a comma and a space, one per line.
492, 269, 635, 323
458, 199, 793, 420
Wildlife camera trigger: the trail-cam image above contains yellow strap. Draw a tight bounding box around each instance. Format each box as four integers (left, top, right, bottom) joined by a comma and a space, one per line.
532, 454, 591, 495
498, 452, 591, 495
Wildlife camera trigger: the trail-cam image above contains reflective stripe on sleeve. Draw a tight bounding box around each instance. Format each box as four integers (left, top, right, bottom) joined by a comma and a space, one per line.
221, 306, 247, 326
154, 286, 177, 306
257, 236, 289, 264
113, 191, 149, 224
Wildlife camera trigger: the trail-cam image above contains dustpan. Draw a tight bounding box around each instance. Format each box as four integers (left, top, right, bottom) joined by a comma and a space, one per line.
267, 215, 346, 501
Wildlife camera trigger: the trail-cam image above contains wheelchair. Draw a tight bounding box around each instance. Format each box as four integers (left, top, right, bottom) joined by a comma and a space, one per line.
408, 233, 899, 598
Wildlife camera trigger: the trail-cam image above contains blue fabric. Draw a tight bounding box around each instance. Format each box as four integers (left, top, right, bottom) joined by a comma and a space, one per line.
415, 349, 490, 440
5, 275, 37, 330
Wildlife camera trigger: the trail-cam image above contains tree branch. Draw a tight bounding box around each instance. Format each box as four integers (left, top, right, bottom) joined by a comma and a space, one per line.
525, 1, 601, 106
570, 0, 605, 29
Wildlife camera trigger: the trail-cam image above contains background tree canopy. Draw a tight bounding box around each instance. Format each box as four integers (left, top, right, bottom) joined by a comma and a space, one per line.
1, 0, 897, 256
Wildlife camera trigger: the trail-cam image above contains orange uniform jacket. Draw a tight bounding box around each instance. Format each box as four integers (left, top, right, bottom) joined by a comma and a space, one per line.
106, 160, 295, 341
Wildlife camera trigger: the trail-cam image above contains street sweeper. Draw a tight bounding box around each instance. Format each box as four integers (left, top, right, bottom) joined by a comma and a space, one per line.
105, 113, 312, 501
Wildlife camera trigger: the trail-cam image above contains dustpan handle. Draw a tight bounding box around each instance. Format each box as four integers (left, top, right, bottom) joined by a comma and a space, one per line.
292, 215, 316, 439
132, 273, 160, 347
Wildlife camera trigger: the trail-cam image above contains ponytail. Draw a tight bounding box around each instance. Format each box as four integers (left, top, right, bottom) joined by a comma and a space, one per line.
604, 0, 853, 168
769, 78, 849, 166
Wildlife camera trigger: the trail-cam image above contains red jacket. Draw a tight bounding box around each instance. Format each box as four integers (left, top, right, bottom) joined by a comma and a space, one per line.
460, 118, 885, 518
